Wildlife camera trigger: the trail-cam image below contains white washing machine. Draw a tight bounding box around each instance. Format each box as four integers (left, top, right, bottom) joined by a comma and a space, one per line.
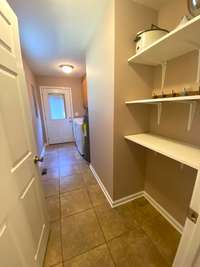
72, 117, 85, 155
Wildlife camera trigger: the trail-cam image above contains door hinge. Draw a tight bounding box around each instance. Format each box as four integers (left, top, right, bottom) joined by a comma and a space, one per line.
188, 208, 199, 224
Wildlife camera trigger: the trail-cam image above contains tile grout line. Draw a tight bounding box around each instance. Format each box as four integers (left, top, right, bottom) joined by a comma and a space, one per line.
139, 225, 171, 266
59, 149, 98, 266
62, 243, 108, 264
69, 167, 117, 266
44, 146, 174, 267
92, 204, 117, 267
83, 174, 117, 267
58, 149, 65, 267
58, 147, 93, 266
83, 168, 169, 266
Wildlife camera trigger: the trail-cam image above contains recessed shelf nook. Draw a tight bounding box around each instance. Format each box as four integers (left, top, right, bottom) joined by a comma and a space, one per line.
126, 7, 200, 267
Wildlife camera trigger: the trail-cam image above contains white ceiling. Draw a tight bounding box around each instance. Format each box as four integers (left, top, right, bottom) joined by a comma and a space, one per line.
132, 0, 169, 10
7, 0, 108, 77
8, 0, 170, 77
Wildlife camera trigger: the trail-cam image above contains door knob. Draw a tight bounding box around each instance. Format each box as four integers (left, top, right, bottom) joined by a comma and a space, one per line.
34, 156, 44, 164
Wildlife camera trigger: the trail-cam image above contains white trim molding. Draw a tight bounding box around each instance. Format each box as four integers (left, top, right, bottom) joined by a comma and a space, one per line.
143, 192, 183, 234
89, 164, 143, 208
40, 144, 46, 158
89, 164, 183, 234
39, 86, 74, 145
89, 165, 113, 207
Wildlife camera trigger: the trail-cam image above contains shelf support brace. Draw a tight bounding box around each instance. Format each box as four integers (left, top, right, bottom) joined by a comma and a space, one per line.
196, 49, 200, 85
180, 163, 184, 170
157, 103, 162, 126
176, 101, 197, 131
161, 62, 167, 91
187, 101, 197, 131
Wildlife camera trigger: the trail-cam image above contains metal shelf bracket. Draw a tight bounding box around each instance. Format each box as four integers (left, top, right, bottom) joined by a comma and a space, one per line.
161, 62, 167, 90
187, 101, 197, 131
157, 103, 162, 126
149, 103, 162, 126
178, 101, 197, 131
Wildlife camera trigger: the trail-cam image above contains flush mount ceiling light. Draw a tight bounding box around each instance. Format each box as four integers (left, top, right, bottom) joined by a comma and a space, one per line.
59, 64, 74, 74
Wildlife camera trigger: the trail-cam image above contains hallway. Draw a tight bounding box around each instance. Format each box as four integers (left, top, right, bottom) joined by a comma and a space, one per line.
41, 144, 180, 267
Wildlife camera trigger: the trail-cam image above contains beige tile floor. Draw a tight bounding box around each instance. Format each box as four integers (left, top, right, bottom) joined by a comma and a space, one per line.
41, 143, 181, 267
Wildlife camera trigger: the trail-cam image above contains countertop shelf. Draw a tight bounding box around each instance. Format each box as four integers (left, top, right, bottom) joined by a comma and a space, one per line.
128, 15, 200, 66
125, 95, 200, 105
125, 133, 200, 169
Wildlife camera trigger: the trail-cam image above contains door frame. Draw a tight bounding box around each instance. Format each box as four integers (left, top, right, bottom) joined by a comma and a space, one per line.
40, 86, 74, 145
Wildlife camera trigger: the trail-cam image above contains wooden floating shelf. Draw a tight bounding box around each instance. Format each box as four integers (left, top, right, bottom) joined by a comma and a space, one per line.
128, 15, 200, 66
125, 95, 200, 105
125, 133, 200, 170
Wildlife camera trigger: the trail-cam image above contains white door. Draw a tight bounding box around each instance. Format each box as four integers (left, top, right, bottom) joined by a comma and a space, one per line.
173, 169, 200, 267
41, 87, 74, 144
0, 0, 49, 266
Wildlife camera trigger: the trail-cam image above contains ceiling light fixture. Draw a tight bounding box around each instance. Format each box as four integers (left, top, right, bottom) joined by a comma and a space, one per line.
59, 64, 74, 74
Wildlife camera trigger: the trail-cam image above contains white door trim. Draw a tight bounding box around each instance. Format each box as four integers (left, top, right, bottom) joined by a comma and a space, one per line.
40, 86, 74, 145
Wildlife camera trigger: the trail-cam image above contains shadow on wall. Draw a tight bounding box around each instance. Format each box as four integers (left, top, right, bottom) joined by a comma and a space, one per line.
126, 105, 151, 132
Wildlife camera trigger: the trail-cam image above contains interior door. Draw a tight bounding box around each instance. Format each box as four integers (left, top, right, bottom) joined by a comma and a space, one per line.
41, 87, 74, 144
0, 0, 49, 266
173, 169, 200, 267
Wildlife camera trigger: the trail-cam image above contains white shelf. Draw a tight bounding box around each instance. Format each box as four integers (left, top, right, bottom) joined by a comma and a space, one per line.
125, 95, 200, 104
128, 15, 200, 66
125, 133, 200, 169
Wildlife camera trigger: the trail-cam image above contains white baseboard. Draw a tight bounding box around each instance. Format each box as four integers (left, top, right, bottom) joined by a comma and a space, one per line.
89, 164, 183, 234
90, 164, 143, 208
89, 164, 113, 207
112, 191, 144, 208
143, 191, 183, 234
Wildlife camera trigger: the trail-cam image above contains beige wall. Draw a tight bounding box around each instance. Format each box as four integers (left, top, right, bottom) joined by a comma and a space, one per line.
36, 76, 85, 118
145, 0, 198, 225
86, 0, 197, 225
113, 0, 157, 200
23, 58, 45, 155
158, 0, 188, 31
86, 0, 115, 197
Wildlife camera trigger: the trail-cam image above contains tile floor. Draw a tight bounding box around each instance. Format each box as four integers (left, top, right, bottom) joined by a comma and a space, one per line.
41, 143, 181, 267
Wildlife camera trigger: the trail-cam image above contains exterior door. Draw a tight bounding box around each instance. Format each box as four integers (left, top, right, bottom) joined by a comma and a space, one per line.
0, 0, 49, 266
41, 87, 74, 144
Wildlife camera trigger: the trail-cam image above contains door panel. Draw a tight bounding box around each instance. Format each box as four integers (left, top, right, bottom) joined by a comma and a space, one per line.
0, 11, 13, 51
0, 223, 25, 267
20, 177, 44, 251
0, 72, 30, 163
13, 156, 35, 196
0, 0, 49, 266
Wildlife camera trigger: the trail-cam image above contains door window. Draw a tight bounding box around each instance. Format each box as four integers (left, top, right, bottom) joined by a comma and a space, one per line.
48, 94, 66, 120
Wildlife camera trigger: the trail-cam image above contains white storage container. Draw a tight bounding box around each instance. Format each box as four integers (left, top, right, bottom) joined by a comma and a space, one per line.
134, 24, 169, 54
